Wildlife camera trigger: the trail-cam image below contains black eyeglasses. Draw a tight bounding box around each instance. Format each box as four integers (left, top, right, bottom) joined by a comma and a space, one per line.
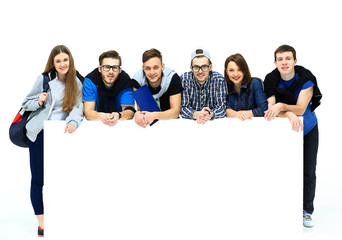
192, 65, 211, 72
101, 65, 120, 72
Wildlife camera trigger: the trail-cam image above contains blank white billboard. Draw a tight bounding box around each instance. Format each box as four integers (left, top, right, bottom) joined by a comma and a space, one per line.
45, 118, 302, 240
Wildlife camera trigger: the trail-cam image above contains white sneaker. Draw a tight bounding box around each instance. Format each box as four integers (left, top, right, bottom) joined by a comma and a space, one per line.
303, 210, 315, 228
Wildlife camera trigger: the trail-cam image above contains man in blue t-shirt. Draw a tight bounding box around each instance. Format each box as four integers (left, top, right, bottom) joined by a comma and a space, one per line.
264, 45, 322, 228
83, 50, 135, 127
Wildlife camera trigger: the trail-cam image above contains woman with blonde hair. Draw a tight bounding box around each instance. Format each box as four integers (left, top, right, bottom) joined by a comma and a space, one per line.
22, 45, 83, 237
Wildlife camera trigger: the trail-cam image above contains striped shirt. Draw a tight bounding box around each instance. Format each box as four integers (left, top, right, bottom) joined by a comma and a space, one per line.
180, 71, 228, 119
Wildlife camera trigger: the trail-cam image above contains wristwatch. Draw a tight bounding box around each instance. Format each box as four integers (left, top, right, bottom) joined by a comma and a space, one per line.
117, 112, 122, 119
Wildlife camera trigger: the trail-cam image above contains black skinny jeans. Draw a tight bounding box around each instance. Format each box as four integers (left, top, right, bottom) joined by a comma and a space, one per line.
27, 130, 44, 215
303, 124, 319, 214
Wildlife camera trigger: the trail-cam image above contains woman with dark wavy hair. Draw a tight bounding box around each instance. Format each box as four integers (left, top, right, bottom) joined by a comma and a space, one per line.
224, 53, 267, 121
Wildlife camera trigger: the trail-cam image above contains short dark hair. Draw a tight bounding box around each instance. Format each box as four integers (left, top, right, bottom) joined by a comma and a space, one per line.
99, 50, 122, 66
274, 44, 296, 61
224, 53, 252, 86
142, 48, 162, 63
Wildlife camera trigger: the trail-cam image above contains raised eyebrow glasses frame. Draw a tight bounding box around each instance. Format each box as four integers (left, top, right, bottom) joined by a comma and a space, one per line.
100, 65, 121, 72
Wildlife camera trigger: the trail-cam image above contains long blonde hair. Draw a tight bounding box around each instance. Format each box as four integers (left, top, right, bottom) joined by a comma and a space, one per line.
43, 45, 79, 112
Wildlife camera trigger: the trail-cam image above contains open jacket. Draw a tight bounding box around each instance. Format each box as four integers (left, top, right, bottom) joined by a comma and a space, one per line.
22, 72, 83, 142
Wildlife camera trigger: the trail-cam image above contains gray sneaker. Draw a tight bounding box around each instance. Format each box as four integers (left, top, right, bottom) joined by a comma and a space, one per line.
303, 210, 315, 228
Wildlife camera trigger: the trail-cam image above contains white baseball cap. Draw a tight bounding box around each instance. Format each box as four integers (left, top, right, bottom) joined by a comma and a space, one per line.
191, 48, 211, 64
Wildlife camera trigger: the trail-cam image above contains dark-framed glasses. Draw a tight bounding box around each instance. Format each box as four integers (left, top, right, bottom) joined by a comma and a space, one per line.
101, 65, 120, 72
192, 65, 211, 72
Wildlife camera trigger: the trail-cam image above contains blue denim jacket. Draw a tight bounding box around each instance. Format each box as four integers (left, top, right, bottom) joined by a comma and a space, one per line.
226, 78, 268, 117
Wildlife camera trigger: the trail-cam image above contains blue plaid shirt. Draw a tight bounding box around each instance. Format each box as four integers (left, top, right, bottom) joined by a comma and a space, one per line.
180, 71, 228, 119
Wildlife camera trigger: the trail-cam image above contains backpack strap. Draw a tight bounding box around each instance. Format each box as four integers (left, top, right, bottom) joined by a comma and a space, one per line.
252, 77, 264, 91
42, 73, 51, 92
76, 70, 84, 84
244, 77, 264, 110
41, 70, 83, 93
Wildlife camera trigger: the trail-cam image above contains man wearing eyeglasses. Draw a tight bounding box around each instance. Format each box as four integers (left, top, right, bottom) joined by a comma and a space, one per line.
180, 48, 228, 124
83, 50, 135, 126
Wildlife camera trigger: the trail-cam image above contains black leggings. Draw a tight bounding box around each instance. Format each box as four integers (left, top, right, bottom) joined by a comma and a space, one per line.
303, 124, 319, 214
27, 130, 44, 215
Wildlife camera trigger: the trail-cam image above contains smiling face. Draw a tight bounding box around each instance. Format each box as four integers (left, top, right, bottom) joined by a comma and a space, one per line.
191, 57, 212, 85
274, 51, 297, 80
98, 58, 122, 88
142, 57, 165, 88
226, 61, 244, 86
53, 52, 70, 80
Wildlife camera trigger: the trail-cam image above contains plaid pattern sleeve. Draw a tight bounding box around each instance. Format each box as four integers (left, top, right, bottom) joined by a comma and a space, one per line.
209, 71, 228, 118
180, 71, 228, 119
180, 72, 196, 119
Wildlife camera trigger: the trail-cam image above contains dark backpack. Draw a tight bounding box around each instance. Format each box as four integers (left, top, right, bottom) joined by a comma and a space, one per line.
9, 73, 51, 148
9, 70, 84, 148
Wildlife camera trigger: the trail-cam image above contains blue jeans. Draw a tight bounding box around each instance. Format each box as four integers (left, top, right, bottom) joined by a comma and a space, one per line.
27, 130, 44, 215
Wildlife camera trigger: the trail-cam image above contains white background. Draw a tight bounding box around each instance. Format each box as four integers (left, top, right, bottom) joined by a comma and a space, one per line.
0, 0, 341, 239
